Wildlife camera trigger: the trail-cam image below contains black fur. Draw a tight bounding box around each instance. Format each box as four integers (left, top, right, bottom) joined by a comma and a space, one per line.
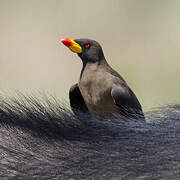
0, 94, 180, 179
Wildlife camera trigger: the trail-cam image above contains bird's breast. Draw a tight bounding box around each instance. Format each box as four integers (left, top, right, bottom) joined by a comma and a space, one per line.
78, 69, 119, 117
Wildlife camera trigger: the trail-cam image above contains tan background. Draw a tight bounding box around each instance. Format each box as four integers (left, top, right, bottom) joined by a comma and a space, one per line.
0, 0, 179, 111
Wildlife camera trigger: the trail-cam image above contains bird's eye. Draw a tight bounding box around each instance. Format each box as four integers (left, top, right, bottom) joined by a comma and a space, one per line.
84, 43, 90, 48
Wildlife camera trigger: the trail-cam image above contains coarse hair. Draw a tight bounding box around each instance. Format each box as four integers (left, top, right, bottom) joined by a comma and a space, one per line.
0, 93, 180, 180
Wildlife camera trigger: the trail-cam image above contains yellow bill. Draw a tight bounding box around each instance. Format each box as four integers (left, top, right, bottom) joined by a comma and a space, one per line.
61, 38, 82, 53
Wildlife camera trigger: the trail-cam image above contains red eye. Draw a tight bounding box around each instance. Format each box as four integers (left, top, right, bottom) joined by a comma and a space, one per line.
84, 43, 90, 48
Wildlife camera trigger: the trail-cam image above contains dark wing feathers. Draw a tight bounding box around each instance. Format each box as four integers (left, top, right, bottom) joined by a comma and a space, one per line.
111, 85, 145, 120
69, 84, 89, 117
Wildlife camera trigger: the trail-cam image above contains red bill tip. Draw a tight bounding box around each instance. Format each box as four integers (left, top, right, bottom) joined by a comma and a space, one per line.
61, 38, 73, 47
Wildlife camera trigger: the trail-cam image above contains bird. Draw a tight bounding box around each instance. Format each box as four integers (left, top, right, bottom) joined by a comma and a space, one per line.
61, 38, 145, 120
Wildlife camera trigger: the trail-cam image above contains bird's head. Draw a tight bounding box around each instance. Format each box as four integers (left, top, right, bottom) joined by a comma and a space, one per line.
61, 38, 105, 63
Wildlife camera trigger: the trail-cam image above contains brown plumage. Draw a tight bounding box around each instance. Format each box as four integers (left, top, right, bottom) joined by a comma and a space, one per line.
62, 38, 144, 120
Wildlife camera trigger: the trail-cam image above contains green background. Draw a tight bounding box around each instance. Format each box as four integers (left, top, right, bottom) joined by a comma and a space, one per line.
0, 0, 179, 111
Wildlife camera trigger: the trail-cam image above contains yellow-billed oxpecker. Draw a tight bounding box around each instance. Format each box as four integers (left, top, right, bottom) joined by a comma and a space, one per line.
61, 38, 145, 120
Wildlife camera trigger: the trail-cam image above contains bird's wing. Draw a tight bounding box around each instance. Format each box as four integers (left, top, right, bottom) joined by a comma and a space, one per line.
69, 84, 89, 117
111, 85, 144, 120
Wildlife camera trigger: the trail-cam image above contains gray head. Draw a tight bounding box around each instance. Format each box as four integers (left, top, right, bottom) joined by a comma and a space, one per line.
61, 38, 105, 64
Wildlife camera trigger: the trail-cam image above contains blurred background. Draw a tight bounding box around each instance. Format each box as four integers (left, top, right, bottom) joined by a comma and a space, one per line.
0, 0, 179, 111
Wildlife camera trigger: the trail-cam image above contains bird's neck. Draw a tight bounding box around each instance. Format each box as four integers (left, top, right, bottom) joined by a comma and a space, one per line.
80, 58, 108, 80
